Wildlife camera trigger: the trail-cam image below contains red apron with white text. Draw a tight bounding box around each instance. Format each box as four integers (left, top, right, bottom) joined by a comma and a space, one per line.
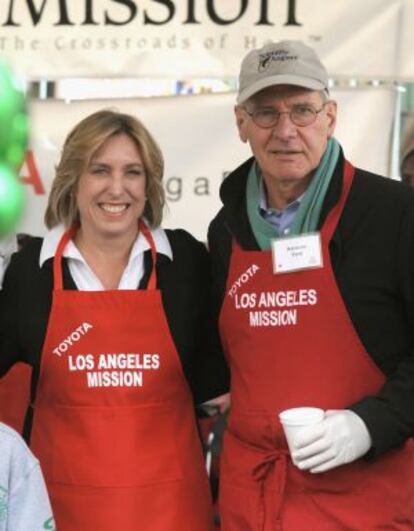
30, 223, 215, 531
0, 362, 31, 433
219, 161, 414, 530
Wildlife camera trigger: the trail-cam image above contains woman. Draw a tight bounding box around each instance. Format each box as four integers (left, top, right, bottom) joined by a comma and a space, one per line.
0, 110, 227, 530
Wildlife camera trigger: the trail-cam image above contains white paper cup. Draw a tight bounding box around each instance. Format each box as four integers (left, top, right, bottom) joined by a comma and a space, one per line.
279, 407, 325, 459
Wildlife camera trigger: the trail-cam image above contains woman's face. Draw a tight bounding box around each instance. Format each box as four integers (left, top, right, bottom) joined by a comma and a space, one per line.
76, 133, 147, 242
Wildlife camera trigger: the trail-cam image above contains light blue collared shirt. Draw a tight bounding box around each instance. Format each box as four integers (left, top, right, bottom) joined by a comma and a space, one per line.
258, 178, 302, 237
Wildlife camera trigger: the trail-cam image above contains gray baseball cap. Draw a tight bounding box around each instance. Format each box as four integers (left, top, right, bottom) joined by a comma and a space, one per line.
237, 40, 329, 104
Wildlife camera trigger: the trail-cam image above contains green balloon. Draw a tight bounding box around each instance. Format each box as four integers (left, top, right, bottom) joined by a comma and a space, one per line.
0, 164, 24, 234
0, 59, 28, 168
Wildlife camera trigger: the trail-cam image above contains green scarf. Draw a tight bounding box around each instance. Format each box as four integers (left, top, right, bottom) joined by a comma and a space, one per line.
246, 137, 340, 250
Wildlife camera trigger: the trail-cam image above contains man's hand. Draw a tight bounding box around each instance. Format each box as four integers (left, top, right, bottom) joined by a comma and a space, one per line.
291, 410, 372, 473
201, 393, 231, 416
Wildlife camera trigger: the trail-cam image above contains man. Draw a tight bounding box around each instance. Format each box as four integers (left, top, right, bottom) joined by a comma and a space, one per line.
401, 130, 414, 186
208, 40, 414, 530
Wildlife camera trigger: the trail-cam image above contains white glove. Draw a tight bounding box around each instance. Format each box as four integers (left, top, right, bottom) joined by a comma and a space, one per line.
291, 410, 372, 473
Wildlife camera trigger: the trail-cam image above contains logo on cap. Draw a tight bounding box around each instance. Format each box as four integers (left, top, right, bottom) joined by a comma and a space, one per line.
258, 49, 298, 72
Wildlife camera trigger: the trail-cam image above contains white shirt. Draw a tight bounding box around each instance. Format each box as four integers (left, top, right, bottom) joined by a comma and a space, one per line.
0, 235, 18, 288
39, 224, 173, 291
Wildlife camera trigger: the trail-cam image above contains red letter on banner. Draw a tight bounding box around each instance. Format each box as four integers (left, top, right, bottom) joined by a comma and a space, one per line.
19, 150, 45, 195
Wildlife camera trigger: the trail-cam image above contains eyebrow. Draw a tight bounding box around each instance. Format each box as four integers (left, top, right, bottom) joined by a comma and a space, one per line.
254, 101, 316, 108
89, 161, 144, 169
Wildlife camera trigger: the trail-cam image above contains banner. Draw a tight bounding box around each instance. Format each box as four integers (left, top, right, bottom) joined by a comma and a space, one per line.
0, 0, 407, 80
17, 88, 396, 241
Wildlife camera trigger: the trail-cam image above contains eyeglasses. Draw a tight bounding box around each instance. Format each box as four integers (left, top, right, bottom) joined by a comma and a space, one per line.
244, 103, 327, 128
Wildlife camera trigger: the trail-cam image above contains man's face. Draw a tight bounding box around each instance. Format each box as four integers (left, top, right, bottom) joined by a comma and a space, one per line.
235, 85, 337, 195
401, 152, 414, 187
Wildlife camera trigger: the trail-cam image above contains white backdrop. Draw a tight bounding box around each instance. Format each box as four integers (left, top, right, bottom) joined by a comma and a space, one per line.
399, 0, 414, 80
1, 0, 412, 80
17, 87, 396, 241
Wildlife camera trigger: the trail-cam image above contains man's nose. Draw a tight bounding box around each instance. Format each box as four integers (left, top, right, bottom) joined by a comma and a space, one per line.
272, 112, 297, 139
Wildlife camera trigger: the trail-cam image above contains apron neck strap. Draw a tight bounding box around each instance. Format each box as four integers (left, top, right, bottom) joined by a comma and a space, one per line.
53, 220, 158, 291
54, 225, 77, 290
320, 159, 355, 243
138, 219, 157, 290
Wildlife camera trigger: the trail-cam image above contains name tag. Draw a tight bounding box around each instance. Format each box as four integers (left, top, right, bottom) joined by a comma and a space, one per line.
271, 233, 323, 274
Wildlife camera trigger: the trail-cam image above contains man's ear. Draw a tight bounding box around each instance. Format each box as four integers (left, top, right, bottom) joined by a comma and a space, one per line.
325, 100, 337, 138
235, 105, 249, 143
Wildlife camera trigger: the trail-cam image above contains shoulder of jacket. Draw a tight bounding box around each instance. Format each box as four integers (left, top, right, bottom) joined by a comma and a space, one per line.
8, 236, 42, 272
220, 157, 253, 205
164, 228, 207, 260
208, 208, 229, 243
352, 167, 414, 205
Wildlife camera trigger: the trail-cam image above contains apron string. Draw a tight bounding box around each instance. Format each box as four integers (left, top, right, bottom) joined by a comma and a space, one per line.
54, 225, 78, 290
252, 448, 289, 531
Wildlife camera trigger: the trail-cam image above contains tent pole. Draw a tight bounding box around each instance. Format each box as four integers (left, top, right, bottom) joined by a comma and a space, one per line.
389, 85, 406, 180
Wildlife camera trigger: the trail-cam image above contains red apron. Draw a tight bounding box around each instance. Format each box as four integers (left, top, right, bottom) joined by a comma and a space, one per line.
0, 362, 31, 433
219, 161, 414, 530
30, 222, 215, 531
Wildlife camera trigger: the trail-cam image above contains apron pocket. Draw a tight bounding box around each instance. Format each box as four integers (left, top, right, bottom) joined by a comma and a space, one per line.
220, 480, 262, 531
46, 403, 183, 487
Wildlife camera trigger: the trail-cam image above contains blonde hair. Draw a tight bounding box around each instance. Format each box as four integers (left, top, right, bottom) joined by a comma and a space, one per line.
45, 109, 165, 229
